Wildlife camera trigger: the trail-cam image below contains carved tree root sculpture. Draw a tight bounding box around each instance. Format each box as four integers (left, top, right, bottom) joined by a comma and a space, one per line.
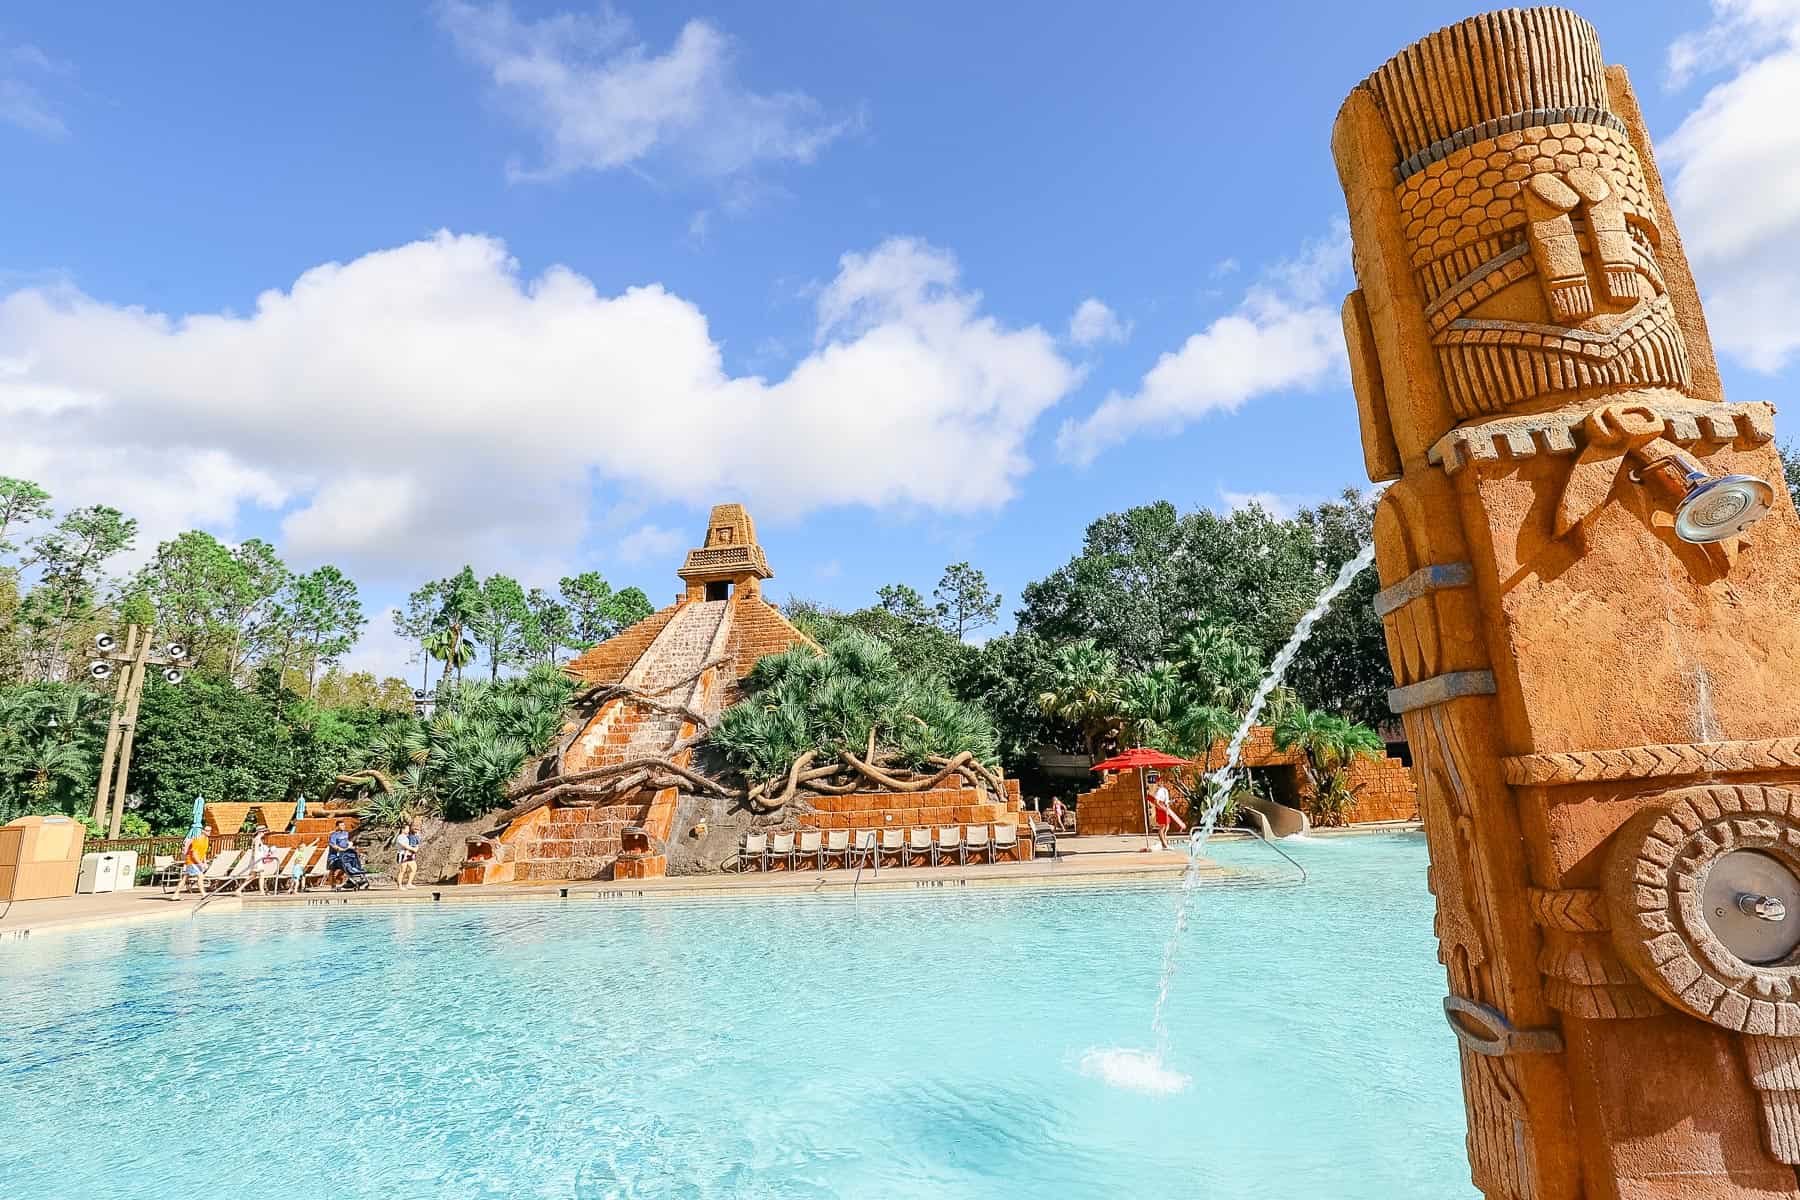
335, 768, 397, 793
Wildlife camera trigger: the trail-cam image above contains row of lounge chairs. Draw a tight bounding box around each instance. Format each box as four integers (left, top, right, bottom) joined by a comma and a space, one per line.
737, 824, 1022, 872
154, 844, 333, 894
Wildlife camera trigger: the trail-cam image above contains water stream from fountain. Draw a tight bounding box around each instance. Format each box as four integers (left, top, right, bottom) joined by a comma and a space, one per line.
1145, 539, 1380, 1057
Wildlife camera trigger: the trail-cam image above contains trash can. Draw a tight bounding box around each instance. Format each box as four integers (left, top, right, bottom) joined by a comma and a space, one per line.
112, 849, 140, 890
0, 815, 87, 900
77, 852, 121, 894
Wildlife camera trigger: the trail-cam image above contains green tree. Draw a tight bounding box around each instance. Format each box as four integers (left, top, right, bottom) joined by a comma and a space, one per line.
0, 477, 53, 566
1271, 705, 1385, 827
136, 532, 290, 678
131, 670, 303, 831
468, 573, 533, 681
1036, 639, 1124, 759
280, 565, 366, 695
1171, 622, 1262, 712
526, 586, 577, 665
559, 571, 652, 645
951, 632, 1060, 773
790, 595, 971, 686
933, 562, 1002, 640
26, 504, 138, 620
393, 579, 447, 691
1781, 443, 1799, 511
876, 582, 938, 627
0, 682, 108, 820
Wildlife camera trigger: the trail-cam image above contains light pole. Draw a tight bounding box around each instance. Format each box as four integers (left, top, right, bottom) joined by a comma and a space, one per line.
88, 625, 189, 838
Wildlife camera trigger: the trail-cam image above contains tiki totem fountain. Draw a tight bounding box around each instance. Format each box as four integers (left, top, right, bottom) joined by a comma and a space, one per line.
1335, 9, 1800, 1199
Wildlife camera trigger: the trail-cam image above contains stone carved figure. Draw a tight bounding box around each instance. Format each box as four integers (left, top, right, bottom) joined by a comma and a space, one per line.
1338, 9, 1800, 1199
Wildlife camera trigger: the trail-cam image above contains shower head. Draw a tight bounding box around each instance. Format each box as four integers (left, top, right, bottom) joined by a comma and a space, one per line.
1673, 473, 1775, 544
1627, 449, 1776, 544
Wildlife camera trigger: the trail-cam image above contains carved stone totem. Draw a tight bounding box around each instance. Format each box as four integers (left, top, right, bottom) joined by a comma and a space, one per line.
1336, 9, 1800, 1199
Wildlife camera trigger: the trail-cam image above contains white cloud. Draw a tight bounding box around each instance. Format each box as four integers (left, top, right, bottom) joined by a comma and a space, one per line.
1067, 298, 1130, 347
615, 523, 685, 564
0, 232, 1078, 586
1056, 225, 1349, 465
1664, 1, 1800, 372
439, 1, 857, 183
1, 40, 70, 138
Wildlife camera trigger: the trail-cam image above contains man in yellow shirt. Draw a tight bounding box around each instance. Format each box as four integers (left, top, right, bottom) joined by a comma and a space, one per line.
173, 830, 211, 899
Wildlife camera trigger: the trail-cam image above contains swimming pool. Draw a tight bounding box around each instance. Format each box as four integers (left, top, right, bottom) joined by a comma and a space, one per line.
0, 832, 1475, 1199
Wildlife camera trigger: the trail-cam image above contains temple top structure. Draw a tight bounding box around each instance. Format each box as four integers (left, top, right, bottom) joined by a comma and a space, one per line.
677, 503, 772, 601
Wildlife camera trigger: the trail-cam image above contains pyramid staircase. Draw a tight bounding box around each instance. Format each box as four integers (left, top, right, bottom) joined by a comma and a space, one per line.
463, 599, 734, 884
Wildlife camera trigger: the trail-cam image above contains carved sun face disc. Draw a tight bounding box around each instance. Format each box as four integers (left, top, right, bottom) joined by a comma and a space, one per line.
1607, 786, 1800, 1033
1702, 849, 1800, 966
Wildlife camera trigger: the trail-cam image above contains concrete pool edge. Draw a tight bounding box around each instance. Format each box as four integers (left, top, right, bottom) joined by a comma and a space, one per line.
0, 822, 1423, 939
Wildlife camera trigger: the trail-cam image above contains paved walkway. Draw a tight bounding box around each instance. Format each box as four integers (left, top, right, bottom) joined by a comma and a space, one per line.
0, 887, 242, 941
0, 836, 1239, 937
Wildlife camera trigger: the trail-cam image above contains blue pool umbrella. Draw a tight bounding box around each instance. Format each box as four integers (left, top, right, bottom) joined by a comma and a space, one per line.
293, 794, 307, 824
188, 794, 206, 837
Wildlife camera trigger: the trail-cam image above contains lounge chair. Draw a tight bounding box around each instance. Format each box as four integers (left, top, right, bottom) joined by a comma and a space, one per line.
219, 850, 260, 892
820, 829, 849, 869
993, 823, 1020, 862
848, 830, 877, 873
739, 833, 767, 872
302, 846, 332, 891
151, 855, 179, 893
965, 824, 992, 864
934, 826, 964, 866
878, 827, 905, 867
905, 827, 933, 867
195, 850, 244, 893
796, 829, 823, 870
769, 831, 796, 871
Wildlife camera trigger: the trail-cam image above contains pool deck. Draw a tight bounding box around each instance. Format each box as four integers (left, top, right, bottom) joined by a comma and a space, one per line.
0, 826, 1419, 941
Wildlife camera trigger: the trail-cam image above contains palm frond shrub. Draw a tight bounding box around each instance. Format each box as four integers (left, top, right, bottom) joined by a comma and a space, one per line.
1271, 705, 1385, 827
708, 630, 998, 789
357, 663, 577, 822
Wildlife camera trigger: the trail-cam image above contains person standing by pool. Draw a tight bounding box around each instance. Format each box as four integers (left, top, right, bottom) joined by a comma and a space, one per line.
394, 821, 421, 889
1146, 771, 1187, 851
247, 826, 281, 893
173, 829, 211, 899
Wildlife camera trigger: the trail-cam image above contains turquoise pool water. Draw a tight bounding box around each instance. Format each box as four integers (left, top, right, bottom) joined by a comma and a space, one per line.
0, 832, 1475, 1199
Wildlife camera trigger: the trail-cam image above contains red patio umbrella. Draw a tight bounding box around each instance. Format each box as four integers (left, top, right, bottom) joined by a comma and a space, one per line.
1090, 748, 1192, 851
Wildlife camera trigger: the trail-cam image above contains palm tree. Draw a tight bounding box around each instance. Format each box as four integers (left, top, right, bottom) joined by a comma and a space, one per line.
3, 737, 86, 809
425, 625, 475, 685
1177, 704, 1238, 776
1172, 622, 1263, 712
1270, 705, 1385, 826
1037, 639, 1124, 759
1119, 663, 1183, 749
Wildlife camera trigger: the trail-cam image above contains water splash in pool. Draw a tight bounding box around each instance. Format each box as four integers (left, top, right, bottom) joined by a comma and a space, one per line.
1079, 1047, 1192, 1094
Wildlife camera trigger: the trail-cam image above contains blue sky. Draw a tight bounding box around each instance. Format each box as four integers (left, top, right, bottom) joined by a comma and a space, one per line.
3, 1, 1798, 678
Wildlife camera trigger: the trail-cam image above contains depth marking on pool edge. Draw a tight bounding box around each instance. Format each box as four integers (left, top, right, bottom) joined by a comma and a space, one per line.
594, 890, 646, 900
912, 879, 967, 888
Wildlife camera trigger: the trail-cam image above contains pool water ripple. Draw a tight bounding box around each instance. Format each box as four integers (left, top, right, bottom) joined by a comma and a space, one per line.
0, 832, 1475, 1198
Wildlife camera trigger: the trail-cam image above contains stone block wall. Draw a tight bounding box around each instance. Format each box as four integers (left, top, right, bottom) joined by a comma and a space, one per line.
1343, 756, 1419, 822
564, 603, 681, 686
